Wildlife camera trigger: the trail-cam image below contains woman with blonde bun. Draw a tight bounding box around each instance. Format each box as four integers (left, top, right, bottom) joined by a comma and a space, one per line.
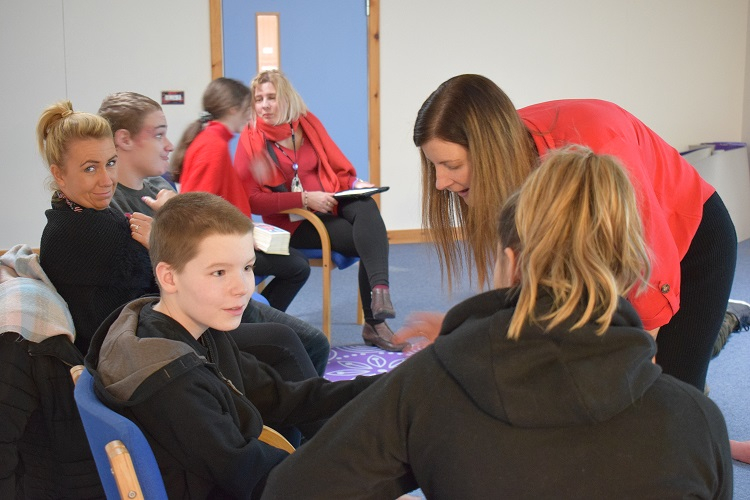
38, 100, 156, 354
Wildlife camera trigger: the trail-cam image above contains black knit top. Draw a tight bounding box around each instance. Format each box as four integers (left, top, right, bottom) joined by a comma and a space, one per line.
40, 197, 157, 354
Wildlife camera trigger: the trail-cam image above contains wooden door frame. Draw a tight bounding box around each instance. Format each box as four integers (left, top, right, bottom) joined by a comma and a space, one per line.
208, 0, 381, 187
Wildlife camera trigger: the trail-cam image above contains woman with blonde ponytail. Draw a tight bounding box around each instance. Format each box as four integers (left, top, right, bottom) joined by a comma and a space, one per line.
261, 148, 732, 499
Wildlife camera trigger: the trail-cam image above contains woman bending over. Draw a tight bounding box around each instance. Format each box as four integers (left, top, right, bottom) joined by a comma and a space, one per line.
398, 74, 737, 391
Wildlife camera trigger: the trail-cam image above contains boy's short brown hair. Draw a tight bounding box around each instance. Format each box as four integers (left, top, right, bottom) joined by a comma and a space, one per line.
150, 192, 254, 275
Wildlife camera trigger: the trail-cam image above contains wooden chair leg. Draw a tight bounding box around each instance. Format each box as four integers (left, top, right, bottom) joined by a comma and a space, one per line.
321, 261, 332, 341
283, 208, 362, 343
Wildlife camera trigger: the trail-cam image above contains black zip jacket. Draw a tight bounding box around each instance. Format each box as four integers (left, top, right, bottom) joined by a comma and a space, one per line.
0, 333, 104, 499
85, 297, 379, 499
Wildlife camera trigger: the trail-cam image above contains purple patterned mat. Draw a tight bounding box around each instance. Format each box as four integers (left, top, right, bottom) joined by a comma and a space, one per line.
324, 345, 407, 381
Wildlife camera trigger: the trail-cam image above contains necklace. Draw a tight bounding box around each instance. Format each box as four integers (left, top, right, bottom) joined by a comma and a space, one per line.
273, 124, 302, 192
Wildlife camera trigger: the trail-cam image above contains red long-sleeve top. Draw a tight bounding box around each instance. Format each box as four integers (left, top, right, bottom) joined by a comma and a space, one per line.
519, 99, 715, 330
180, 121, 252, 216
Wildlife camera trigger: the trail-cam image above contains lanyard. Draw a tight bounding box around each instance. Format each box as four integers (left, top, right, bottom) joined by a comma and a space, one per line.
274, 124, 302, 192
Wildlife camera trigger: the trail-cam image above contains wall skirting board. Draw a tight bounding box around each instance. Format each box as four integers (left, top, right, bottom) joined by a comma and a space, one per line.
387, 229, 428, 244
387, 228, 465, 245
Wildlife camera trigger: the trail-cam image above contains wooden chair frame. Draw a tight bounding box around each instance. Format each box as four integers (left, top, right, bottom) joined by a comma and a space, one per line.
282, 208, 364, 340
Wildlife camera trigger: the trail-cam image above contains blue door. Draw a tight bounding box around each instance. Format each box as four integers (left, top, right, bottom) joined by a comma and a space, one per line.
222, 0, 370, 180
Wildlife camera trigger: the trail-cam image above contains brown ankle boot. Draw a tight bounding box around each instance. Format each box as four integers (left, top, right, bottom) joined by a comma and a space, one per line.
362, 322, 407, 352
371, 288, 396, 320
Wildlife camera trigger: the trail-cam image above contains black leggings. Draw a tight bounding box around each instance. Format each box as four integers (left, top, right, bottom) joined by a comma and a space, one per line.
253, 247, 310, 312
290, 197, 390, 322
655, 192, 737, 390
228, 322, 319, 446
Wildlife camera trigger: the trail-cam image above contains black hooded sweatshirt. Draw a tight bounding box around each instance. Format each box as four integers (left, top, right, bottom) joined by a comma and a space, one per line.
85, 297, 379, 499
262, 288, 733, 499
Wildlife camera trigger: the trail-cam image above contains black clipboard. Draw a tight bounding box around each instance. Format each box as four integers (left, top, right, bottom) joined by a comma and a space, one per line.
333, 186, 390, 200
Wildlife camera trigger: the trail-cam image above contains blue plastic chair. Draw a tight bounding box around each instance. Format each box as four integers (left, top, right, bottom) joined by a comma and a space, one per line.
73, 367, 168, 500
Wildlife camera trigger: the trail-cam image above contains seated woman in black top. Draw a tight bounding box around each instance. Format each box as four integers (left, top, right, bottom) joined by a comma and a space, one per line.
38, 100, 155, 355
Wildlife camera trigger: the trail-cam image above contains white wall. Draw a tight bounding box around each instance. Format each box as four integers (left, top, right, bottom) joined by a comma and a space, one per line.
0, 0, 211, 249
1, 0, 749, 246
380, 0, 750, 231
1, 0, 66, 249
744, 3, 750, 145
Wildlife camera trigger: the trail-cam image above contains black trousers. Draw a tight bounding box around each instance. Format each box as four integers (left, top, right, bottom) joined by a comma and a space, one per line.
241, 299, 329, 377
290, 197, 390, 322
655, 192, 737, 390
253, 247, 310, 312
229, 322, 319, 446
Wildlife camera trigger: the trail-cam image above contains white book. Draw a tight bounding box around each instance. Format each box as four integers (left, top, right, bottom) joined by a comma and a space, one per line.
253, 223, 290, 255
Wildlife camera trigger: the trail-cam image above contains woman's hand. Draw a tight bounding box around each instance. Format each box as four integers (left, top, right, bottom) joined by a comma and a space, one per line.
126, 212, 153, 250
353, 178, 375, 189
141, 189, 176, 212
306, 191, 338, 213
393, 311, 445, 355
730, 440, 750, 463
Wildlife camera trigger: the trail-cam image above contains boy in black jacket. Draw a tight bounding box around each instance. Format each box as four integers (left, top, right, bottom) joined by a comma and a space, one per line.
85, 192, 379, 499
